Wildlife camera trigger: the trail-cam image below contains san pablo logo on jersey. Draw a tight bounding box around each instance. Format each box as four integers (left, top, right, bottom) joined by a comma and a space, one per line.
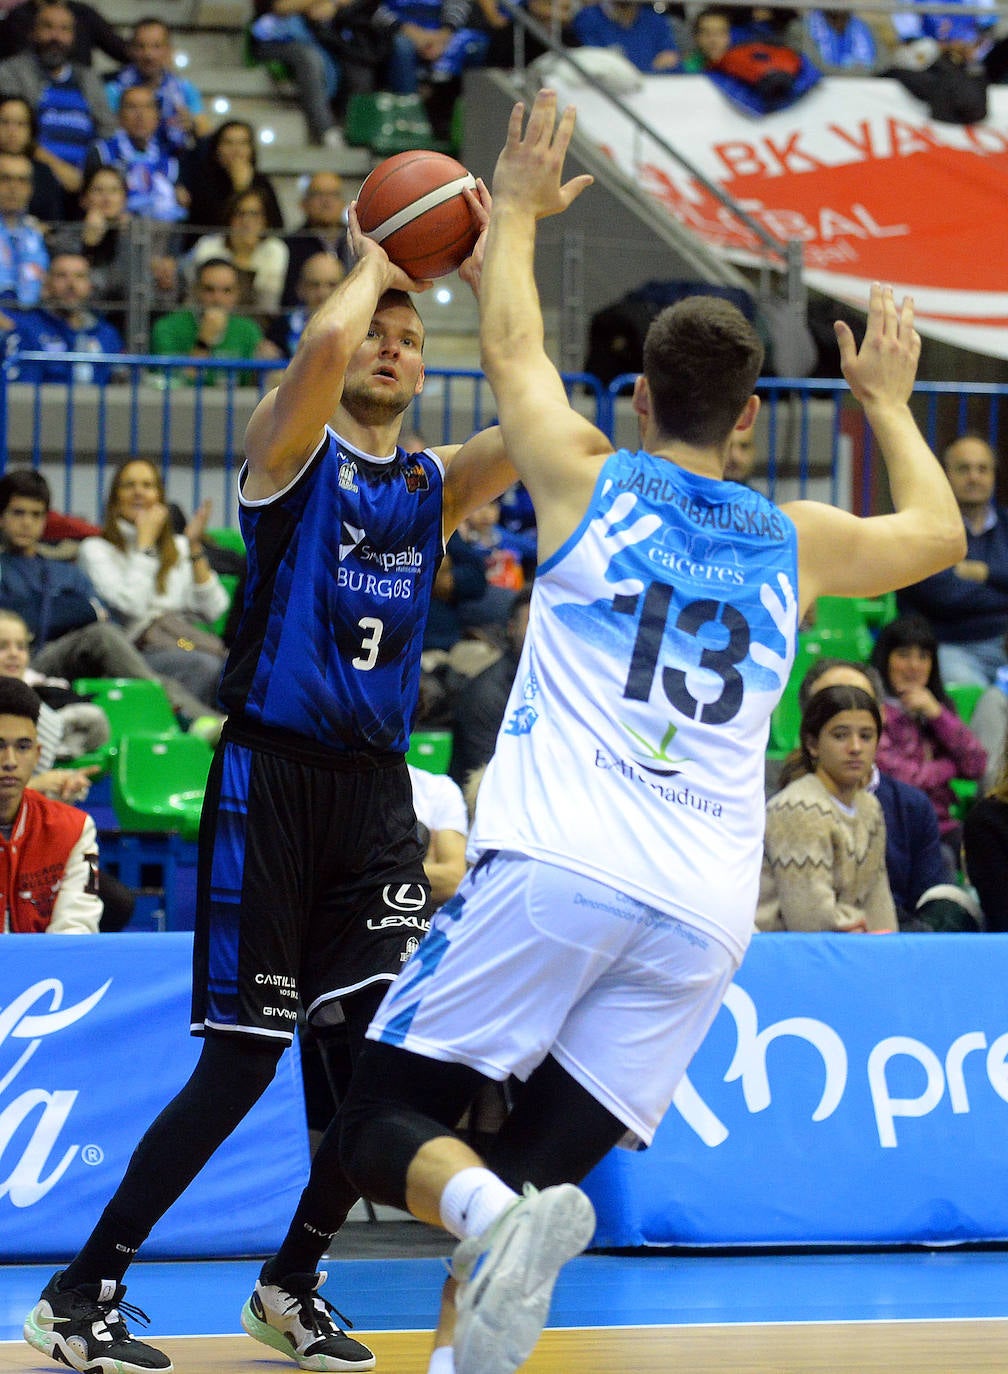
338, 460, 359, 493
339, 522, 423, 572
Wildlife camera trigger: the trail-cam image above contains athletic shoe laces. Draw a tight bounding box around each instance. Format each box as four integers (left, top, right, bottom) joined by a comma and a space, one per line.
285, 1287, 355, 1337
75, 1288, 152, 1339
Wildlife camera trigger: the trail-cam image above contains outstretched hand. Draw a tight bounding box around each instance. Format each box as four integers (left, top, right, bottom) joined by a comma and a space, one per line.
492, 89, 594, 219
835, 282, 921, 410
347, 202, 433, 294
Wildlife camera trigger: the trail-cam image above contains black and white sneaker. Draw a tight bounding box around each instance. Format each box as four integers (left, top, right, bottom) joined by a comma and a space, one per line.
241, 1271, 376, 1371
24, 1270, 172, 1373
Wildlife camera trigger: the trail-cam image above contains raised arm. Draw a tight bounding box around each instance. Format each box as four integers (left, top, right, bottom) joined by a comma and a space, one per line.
477, 91, 608, 560
784, 284, 966, 615
243, 236, 428, 500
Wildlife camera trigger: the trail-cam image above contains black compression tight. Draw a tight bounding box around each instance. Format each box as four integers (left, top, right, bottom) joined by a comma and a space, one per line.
62, 1033, 283, 1287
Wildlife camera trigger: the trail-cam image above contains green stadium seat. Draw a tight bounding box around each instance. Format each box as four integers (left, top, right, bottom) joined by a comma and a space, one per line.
207, 527, 246, 557
946, 682, 984, 724
810, 597, 874, 661
72, 678, 180, 744
111, 734, 214, 842
407, 730, 453, 774
344, 92, 457, 155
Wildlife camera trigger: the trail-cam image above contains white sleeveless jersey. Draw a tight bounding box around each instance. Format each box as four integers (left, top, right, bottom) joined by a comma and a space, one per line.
468, 449, 799, 959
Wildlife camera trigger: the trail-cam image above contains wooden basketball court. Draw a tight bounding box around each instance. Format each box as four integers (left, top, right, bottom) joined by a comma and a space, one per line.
3, 1247, 1008, 1373
4, 1321, 1008, 1373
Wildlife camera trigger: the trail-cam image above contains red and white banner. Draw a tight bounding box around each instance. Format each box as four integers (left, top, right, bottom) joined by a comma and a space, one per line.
549, 75, 1008, 358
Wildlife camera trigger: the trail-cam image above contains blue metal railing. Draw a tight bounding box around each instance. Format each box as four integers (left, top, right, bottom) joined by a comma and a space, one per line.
3, 352, 1006, 524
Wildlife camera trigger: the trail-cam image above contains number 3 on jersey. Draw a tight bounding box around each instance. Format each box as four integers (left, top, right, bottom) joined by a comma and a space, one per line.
353, 616, 383, 669
614, 584, 750, 725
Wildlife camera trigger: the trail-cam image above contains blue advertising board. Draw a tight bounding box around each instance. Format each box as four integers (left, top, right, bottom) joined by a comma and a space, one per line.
584, 934, 1008, 1248
1, 935, 310, 1260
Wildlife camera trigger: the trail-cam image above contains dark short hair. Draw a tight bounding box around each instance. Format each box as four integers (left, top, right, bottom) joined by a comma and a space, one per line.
195, 257, 238, 284
0, 677, 41, 723
0, 94, 38, 148
869, 613, 946, 702
642, 296, 764, 447
0, 468, 51, 514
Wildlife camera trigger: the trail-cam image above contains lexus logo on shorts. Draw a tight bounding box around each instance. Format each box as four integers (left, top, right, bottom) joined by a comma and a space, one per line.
382, 883, 427, 912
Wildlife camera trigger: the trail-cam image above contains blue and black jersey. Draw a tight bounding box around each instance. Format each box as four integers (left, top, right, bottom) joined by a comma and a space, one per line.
220, 427, 445, 754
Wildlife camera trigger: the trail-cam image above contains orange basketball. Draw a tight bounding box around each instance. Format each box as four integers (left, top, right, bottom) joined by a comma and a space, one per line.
355, 150, 479, 280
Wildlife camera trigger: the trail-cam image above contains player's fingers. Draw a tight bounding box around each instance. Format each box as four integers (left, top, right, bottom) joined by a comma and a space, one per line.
552, 103, 577, 155
560, 173, 594, 208
525, 88, 557, 146
898, 294, 915, 343
880, 283, 897, 339
506, 100, 526, 148
863, 280, 883, 341
463, 184, 489, 224
834, 319, 856, 369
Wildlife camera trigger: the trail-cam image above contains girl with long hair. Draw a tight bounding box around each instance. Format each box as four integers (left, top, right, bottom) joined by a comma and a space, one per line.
757, 683, 897, 932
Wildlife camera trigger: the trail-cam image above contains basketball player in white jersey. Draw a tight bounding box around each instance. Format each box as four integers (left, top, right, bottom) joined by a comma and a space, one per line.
338, 91, 967, 1374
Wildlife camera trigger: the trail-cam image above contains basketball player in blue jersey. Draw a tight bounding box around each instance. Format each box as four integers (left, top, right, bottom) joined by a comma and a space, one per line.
24, 190, 518, 1374
335, 92, 968, 1374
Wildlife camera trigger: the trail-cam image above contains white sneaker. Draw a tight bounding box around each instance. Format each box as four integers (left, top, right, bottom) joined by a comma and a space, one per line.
451, 1183, 596, 1374
240, 1272, 375, 1371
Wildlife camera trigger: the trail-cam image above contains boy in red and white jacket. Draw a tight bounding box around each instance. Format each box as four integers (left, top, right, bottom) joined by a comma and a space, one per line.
0, 678, 102, 934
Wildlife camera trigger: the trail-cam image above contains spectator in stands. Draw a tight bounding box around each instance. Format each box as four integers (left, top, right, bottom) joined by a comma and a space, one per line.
279, 171, 352, 308
248, 0, 346, 148
757, 683, 897, 932
383, 0, 490, 139
83, 83, 188, 223
408, 760, 468, 908
448, 585, 530, 786
77, 459, 230, 714
803, 8, 879, 73
263, 250, 344, 361
963, 728, 1008, 930
572, 0, 681, 72
423, 524, 487, 652
898, 434, 1008, 686
0, 0, 129, 68
0, 677, 103, 933
968, 639, 1008, 794
151, 256, 268, 386
188, 187, 289, 320
682, 7, 732, 70
0, 95, 64, 223
453, 498, 526, 641
0, 150, 47, 313
49, 165, 180, 325
0, 468, 216, 725
869, 612, 986, 853
0, 609, 106, 800
2, 249, 123, 382
181, 119, 284, 231
484, 0, 581, 67
105, 17, 209, 154
884, 0, 994, 124
798, 656, 979, 930
0, 0, 115, 200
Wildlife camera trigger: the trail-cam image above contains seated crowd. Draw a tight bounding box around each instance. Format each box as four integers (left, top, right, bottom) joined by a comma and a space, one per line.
0, 0, 1005, 368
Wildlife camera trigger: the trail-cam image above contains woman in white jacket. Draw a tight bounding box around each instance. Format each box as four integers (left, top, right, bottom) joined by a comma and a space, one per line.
77, 459, 230, 713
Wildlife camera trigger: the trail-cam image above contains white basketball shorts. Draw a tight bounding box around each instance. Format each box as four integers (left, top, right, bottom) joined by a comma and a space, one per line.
367, 849, 739, 1148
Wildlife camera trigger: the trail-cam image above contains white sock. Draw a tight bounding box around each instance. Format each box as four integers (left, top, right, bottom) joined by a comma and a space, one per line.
427, 1347, 455, 1374
439, 1167, 519, 1240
